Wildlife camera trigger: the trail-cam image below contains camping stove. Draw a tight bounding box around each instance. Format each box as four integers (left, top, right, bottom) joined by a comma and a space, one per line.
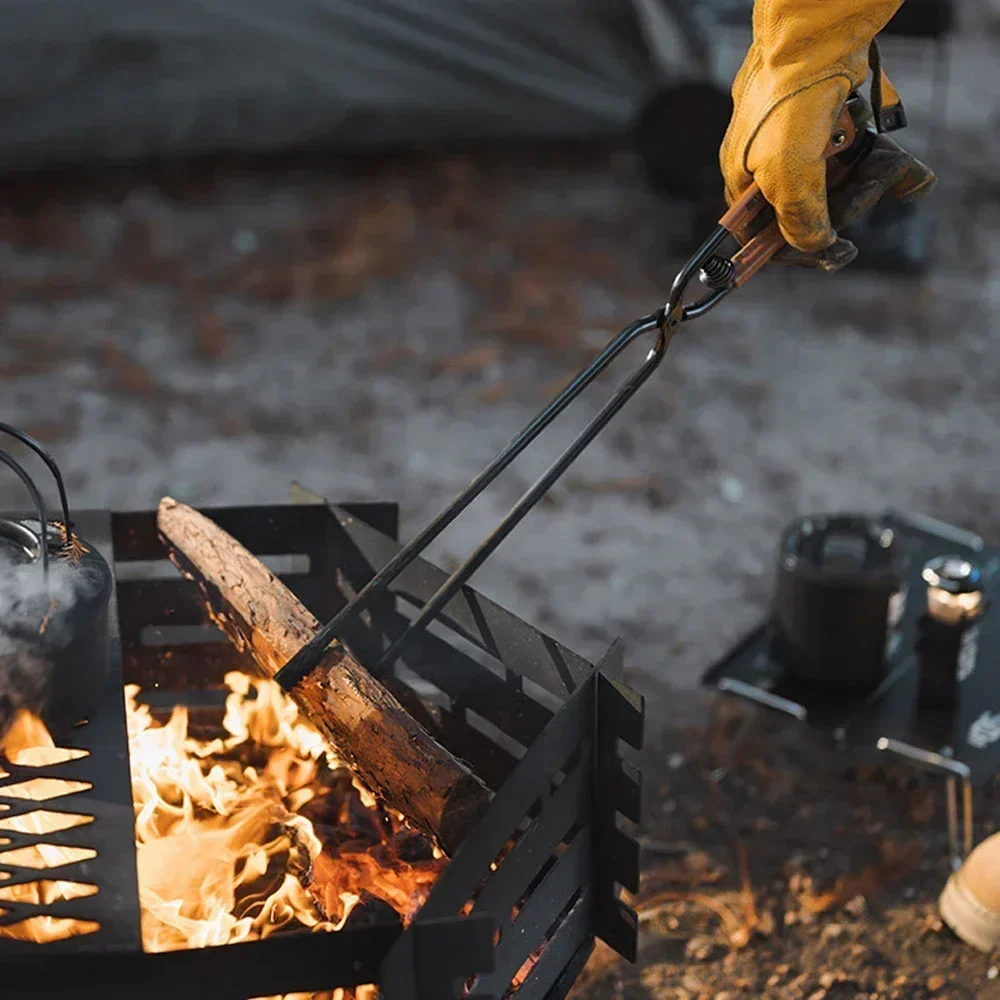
0, 501, 643, 1000
704, 508, 1000, 870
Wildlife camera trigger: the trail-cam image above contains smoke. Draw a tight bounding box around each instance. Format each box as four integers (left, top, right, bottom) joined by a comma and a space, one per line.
0, 524, 98, 741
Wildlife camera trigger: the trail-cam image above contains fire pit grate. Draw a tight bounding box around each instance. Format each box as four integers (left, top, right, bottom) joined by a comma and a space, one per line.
1, 502, 643, 1000
0, 508, 139, 958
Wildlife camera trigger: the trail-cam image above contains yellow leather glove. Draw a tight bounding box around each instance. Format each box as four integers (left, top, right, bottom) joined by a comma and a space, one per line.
720, 0, 938, 272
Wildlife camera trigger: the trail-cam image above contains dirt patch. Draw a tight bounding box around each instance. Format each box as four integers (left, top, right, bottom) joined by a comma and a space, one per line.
570, 687, 1000, 1000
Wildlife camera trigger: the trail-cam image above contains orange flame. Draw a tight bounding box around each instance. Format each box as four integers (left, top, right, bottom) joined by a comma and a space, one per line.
0, 673, 445, 1000
127, 672, 444, 955
127, 674, 345, 951
0, 712, 99, 943
2, 710, 59, 763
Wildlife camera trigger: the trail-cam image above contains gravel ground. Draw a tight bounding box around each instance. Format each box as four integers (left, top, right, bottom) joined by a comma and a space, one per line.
1, 10, 999, 997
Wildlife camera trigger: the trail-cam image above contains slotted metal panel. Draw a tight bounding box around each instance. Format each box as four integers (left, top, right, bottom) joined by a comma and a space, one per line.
0, 510, 141, 957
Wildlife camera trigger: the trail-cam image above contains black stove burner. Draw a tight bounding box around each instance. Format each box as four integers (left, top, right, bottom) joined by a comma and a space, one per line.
1, 502, 644, 1000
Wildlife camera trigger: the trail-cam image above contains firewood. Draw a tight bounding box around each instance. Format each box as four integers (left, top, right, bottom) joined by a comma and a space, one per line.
156, 497, 490, 856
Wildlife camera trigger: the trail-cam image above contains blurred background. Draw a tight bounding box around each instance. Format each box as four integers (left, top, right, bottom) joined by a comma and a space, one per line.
0, 0, 997, 700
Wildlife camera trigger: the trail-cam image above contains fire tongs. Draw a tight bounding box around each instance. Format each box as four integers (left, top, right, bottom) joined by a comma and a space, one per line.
275, 94, 877, 692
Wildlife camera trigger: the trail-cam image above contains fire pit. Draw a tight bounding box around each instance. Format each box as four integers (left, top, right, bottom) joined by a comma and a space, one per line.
0, 501, 643, 1000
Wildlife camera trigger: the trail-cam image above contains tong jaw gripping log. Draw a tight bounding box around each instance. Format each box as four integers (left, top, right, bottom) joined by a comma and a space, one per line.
275, 94, 878, 693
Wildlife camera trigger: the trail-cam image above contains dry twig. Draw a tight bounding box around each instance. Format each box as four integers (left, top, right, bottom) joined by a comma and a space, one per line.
637, 890, 751, 950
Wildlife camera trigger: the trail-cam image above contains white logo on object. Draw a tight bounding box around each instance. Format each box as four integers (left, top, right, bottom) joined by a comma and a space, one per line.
957, 626, 980, 683
968, 711, 1000, 750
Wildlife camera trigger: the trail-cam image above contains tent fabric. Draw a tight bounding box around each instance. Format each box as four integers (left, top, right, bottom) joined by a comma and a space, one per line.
0, 0, 699, 171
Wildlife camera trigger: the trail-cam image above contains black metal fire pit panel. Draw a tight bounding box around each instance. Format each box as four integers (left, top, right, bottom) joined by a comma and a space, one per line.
113, 502, 399, 696
111, 503, 399, 563
0, 509, 142, 957
329, 505, 594, 698
382, 673, 597, 999
3, 920, 401, 1000
593, 664, 643, 963
413, 672, 595, 923
382, 659, 642, 999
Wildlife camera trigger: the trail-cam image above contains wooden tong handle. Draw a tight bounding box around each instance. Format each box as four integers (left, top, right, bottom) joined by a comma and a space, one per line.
719, 103, 861, 287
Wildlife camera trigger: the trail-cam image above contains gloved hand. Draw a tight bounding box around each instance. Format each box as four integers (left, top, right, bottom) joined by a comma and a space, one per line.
720, 0, 938, 272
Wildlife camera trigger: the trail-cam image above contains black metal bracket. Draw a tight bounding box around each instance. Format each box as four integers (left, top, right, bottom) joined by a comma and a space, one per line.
592, 644, 644, 963
380, 912, 498, 1000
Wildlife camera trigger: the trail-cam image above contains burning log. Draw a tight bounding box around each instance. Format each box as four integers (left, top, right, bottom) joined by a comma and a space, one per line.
156, 497, 490, 856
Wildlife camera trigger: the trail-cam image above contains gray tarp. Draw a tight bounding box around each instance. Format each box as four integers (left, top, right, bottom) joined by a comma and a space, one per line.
0, 0, 705, 171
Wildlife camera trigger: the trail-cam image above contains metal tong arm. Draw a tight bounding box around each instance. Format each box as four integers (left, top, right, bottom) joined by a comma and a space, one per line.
274, 96, 875, 691
275, 311, 672, 690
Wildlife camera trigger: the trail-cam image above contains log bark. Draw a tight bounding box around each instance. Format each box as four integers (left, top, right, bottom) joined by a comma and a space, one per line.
156, 497, 490, 855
